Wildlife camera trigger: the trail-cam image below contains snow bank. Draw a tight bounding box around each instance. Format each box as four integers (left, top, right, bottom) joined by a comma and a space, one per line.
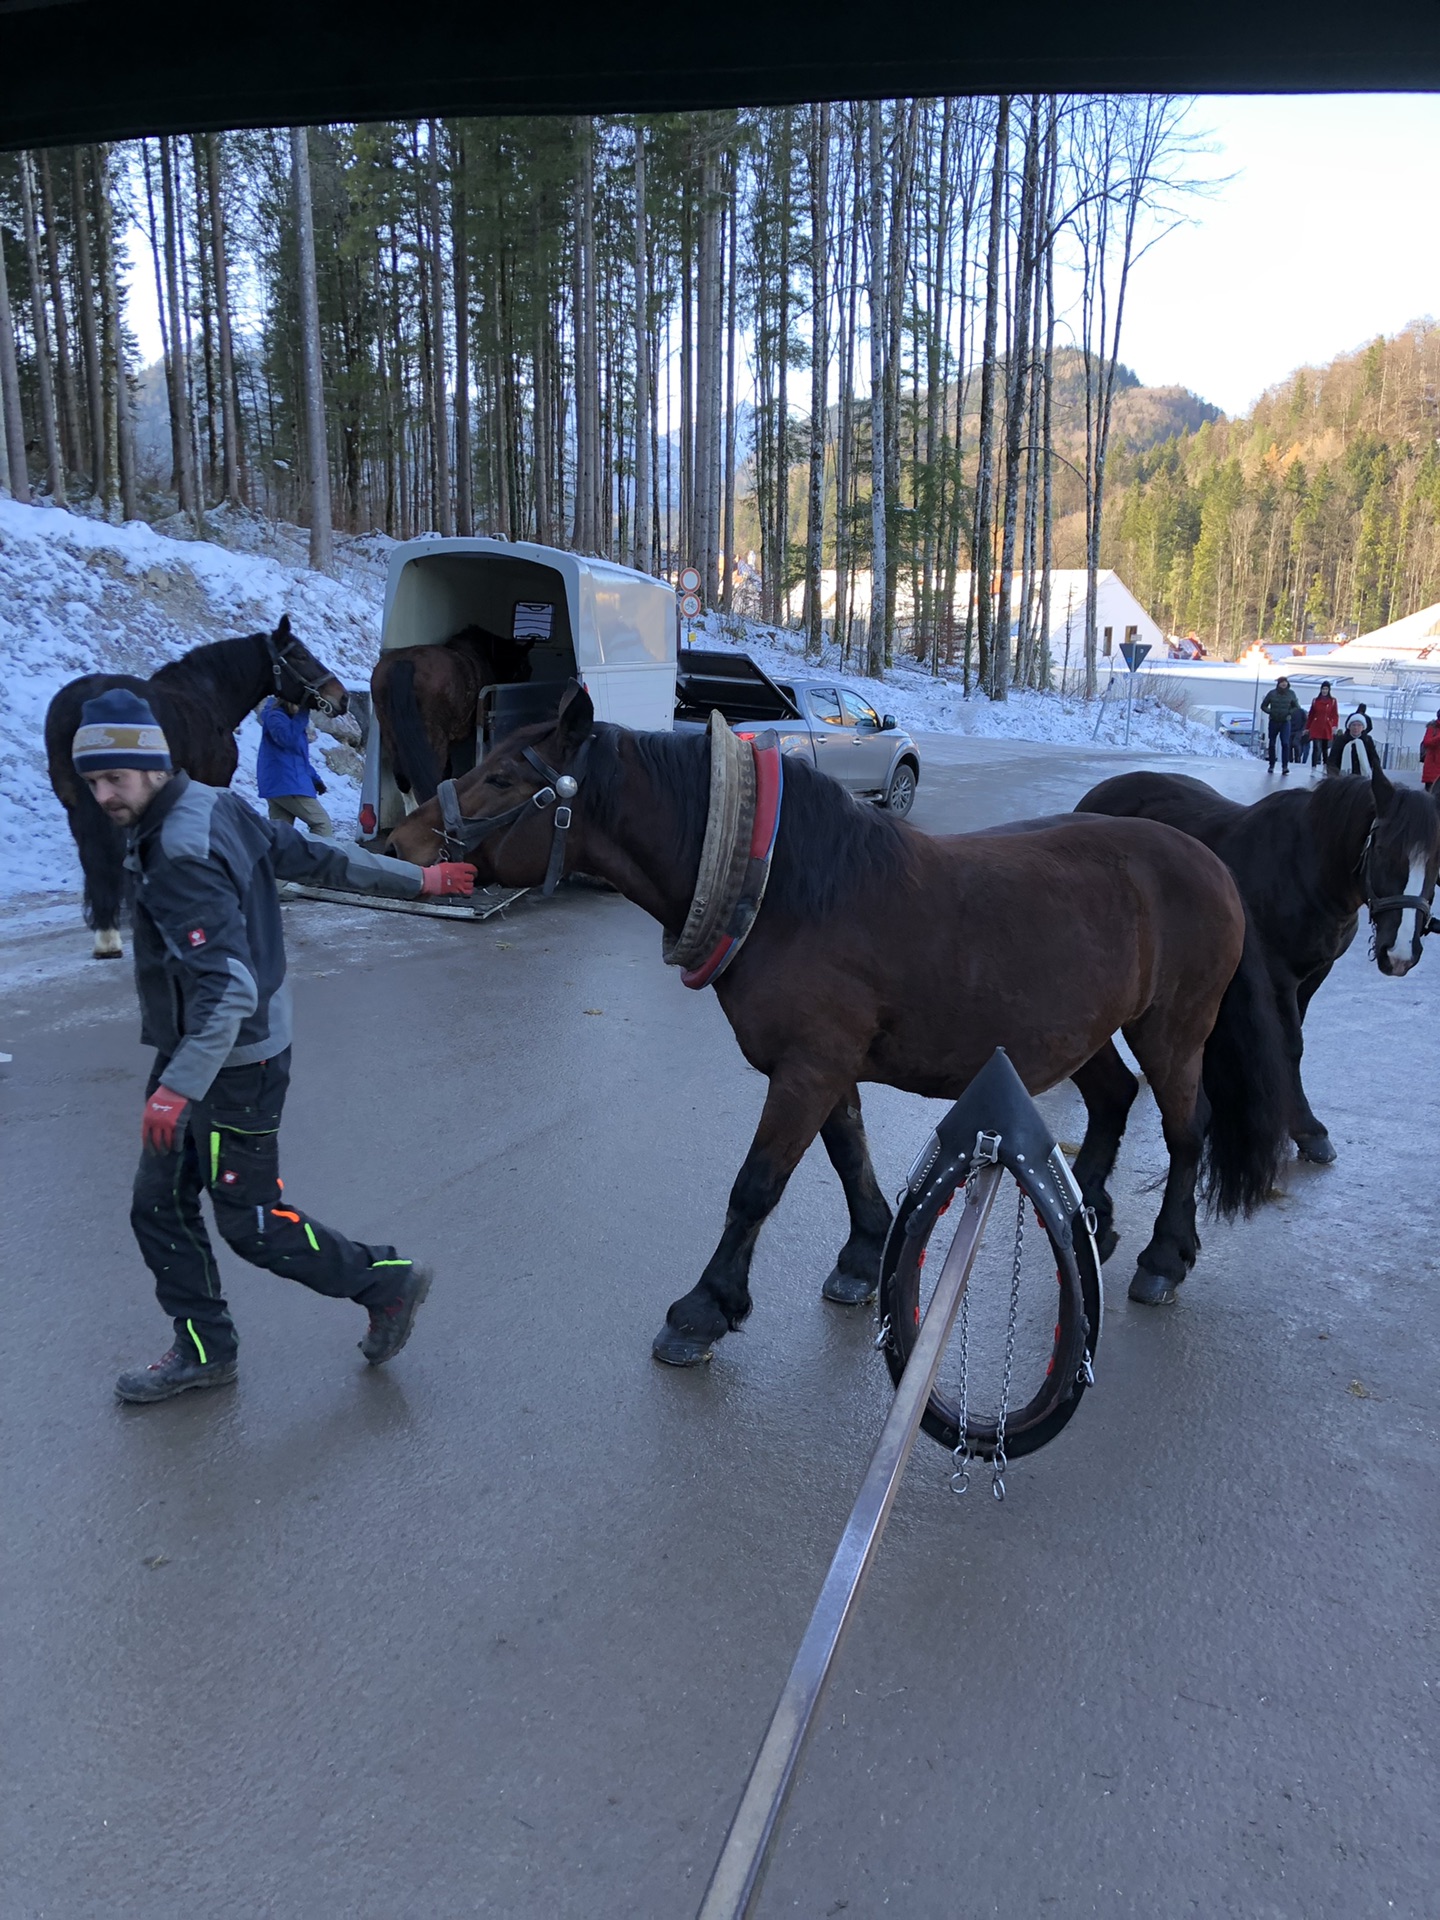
692, 612, 1247, 759
0, 500, 385, 897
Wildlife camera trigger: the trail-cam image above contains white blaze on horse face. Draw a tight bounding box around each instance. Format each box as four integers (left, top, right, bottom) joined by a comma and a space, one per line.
1389, 854, 1428, 970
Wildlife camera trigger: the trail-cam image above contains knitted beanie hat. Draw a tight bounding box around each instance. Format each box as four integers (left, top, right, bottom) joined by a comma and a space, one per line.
72, 688, 172, 774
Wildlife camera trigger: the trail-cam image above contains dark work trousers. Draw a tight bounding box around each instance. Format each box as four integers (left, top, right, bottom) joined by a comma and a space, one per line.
1267, 717, 1292, 770
130, 1049, 410, 1363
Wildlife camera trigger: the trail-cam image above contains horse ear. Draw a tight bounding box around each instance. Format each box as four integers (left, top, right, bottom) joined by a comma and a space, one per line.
555, 678, 594, 748
1364, 734, 1393, 805
276, 614, 292, 640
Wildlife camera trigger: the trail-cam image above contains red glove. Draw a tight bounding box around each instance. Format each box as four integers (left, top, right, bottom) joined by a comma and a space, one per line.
142, 1085, 190, 1154
420, 862, 477, 897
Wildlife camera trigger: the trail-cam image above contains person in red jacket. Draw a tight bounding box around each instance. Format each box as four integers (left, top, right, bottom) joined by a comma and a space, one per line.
1304, 681, 1339, 770
1421, 709, 1440, 790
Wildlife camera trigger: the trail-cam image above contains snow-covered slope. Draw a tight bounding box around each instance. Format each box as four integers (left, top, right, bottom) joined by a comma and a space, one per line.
0, 500, 385, 896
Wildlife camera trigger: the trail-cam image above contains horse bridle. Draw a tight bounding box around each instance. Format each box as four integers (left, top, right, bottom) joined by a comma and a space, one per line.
1356, 823, 1440, 937
265, 629, 341, 718
434, 736, 594, 897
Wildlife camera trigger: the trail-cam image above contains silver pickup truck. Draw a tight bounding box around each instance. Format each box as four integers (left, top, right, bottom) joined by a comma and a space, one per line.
674, 648, 921, 815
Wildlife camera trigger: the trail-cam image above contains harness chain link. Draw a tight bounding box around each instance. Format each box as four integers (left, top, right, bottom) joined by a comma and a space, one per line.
949, 1130, 1000, 1498
992, 1188, 1026, 1503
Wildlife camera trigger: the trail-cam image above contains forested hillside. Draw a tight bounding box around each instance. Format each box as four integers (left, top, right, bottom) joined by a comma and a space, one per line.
1104, 324, 1440, 652
0, 100, 1191, 696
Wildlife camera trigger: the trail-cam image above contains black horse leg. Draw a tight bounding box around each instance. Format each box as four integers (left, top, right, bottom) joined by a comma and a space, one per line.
1289, 966, 1336, 1163
1126, 1042, 1206, 1306
1069, 1043, 1139, 1265
818, 1086, 894, 1306
69, 783, 128, 957
653, 1070, 842, 1367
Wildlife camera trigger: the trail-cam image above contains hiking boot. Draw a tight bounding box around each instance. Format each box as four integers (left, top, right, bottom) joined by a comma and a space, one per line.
115, 1344, 238, 1404
359, 1263, 433, 1366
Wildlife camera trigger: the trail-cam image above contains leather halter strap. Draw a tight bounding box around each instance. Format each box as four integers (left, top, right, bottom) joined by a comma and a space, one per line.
265, 629, 340, 717
1356, 823, 1437, 929
434, 737, 593, 897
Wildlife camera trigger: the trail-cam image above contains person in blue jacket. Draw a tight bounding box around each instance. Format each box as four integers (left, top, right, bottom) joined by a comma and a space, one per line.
258, 694, 332, 835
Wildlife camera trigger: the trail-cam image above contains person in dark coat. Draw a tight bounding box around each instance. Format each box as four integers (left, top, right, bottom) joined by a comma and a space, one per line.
1260, 676, 1302, 773
1344, 702, 1374, 735
72, 687, 477, 1404
1421, 710, 1440, 791
1304, 680, 1338, 770
1328, 713, 1376, 777
258, 695, 332, 836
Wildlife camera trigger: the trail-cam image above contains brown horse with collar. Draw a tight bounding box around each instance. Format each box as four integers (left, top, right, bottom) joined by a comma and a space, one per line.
389, 686, 1291, 1352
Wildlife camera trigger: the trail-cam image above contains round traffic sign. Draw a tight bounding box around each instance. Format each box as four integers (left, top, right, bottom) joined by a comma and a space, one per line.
678, 567, 701, 595
679, 592, 702, 618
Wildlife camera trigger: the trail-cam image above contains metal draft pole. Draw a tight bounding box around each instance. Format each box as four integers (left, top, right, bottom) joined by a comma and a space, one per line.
697, 1160, 1005, 1920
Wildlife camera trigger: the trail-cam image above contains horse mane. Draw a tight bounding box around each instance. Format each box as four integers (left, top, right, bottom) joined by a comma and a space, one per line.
149, 630, 271, 698
587, 724, 915, 921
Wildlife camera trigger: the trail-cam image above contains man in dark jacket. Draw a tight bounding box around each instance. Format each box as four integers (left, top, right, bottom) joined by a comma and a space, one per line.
1260, 676, 1302, 774
258, 694, 332, 836
73, 688, 476, 1405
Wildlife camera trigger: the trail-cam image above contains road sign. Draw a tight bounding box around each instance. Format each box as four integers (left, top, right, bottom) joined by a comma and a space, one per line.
1119, 640, 1150, 673
678, 567, 701, 595
680, 592, 702, 618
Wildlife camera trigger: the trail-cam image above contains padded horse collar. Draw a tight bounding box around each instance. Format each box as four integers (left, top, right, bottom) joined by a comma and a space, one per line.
662, 714, 784, 991
435, 737, 594, 896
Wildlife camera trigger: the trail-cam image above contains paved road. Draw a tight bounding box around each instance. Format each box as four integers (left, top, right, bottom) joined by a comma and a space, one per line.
3, 738, 1437, 1918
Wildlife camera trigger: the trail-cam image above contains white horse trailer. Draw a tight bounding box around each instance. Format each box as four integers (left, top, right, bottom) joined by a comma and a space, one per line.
360, 537, 679, 835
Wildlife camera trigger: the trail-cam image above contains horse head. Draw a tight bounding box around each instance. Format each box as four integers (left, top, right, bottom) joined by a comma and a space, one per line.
266, 615, 349, 719
387, 681, 596, 889
1360, 740, 1440, 976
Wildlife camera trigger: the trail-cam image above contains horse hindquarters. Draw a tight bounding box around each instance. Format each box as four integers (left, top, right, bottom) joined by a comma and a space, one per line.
1198, 912, 1291, 1215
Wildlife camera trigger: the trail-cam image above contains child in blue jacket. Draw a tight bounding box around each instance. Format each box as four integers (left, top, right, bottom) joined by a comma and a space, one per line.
257, 696, 333, 835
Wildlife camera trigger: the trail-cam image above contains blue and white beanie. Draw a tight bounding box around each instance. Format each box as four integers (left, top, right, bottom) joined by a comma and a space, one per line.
72, 688, 172, 775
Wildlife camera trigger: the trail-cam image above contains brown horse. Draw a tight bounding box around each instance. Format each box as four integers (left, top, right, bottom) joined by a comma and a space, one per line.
45, 616, 347, 957
388, 687, 1291, 1349
371, 626, 537, 805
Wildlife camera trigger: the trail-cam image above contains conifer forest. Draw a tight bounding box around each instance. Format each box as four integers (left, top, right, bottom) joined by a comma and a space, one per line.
0, 99, 1282, 698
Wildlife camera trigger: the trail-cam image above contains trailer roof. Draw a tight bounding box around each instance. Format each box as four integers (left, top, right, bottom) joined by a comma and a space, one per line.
3, 0, 1438, 151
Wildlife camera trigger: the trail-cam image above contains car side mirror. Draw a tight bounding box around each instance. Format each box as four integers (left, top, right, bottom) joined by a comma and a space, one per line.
881, 714, 897, 731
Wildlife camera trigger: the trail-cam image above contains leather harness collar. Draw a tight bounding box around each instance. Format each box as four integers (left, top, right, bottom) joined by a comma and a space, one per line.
435, 738, 593, 897
662, 717, 785, 991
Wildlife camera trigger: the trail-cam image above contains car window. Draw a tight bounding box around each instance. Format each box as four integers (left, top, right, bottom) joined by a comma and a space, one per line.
840, 690, 880, 728
806, 686, 846, 727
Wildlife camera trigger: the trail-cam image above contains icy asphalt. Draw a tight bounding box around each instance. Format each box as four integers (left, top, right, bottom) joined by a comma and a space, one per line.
2, 735, 1436, 1919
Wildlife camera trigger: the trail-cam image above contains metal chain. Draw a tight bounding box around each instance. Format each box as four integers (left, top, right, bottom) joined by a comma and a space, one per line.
992, 1186, 1026, 1502
948, 1134, 998, 1498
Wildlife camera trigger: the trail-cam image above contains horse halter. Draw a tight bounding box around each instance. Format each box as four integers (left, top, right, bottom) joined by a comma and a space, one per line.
1356, 823, 1439, 937
265, 629, 341, 718
434, 737, 594, 897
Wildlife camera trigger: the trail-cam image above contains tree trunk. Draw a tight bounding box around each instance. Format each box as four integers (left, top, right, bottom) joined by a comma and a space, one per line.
972, 98, 1009, 695
721, 155, 739, 612
995, 100, 1040, 700
451, 125, 473, 537
38, 152, 82, 485
206, 133, 243, 507
18, 156, 66, 505
804, 101, 830, 657
93, 147, 136, 518
866, 101, 887, 676
157, 137, 197, 517
72, 149, 105, 495
427, 123, 453, 538
291, 127, 333, 570
632, 124, 651, 573
0, 222, 30, 502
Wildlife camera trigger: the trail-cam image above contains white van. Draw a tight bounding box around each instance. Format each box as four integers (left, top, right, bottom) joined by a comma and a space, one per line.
360, 537, 679, 835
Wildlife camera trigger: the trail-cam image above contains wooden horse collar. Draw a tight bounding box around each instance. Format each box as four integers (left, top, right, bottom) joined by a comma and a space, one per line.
663, 711, 784, 990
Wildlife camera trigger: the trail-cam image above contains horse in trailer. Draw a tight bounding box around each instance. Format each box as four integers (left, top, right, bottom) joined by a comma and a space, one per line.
1077, 738, 1440, 1165
387, 685, 1293, 1337
370, 626, 537, 806
44, 616, 347, 957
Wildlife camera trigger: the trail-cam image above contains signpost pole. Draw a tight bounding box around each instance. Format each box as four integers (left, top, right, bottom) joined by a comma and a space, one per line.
1119, 640, 1150, 747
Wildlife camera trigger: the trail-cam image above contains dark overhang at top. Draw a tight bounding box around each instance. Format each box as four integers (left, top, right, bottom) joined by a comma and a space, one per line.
2, 0, 1439, 150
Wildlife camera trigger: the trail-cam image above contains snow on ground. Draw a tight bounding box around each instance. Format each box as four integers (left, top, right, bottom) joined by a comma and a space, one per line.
0, 499, 386, 900
693, 611, 1249, 759
0, 500, 1244, 913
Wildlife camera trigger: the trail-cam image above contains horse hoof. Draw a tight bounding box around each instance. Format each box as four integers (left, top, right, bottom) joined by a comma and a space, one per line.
822, 1267, 878, 1306
1094, 1225, 1120, 1264
92, 929, 123, 959
1295, 1133, 1337, 1166
652, 1323, 716, 1367
1128, 1267, 1178, 1306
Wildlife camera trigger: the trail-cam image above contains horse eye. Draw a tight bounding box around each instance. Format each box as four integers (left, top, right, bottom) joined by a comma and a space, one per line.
484, 771, 513, 789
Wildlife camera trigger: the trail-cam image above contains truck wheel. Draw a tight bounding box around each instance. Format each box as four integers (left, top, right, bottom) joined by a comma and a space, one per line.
883, 761, 917, 816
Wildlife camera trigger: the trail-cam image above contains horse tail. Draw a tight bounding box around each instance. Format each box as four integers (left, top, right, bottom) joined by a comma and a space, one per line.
1199, 909, 1290, 1217
376, 657, 441, 804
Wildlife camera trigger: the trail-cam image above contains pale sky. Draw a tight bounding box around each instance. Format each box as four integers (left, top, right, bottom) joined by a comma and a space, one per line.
1118, 94, 1440, 415
121, 94, 1440, 424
